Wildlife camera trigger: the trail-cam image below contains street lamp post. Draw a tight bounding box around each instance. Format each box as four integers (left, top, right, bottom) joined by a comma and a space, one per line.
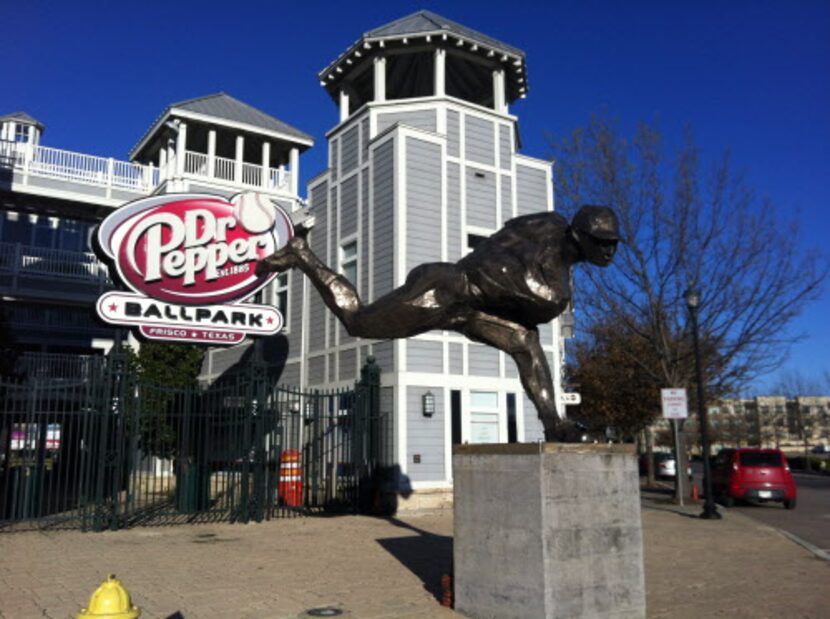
685, 287, 722, 520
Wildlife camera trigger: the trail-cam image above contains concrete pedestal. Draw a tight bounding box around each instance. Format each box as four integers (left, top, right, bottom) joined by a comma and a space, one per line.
453, 444, 646, 619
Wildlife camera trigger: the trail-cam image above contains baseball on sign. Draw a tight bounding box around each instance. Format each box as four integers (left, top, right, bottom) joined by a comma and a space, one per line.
231, 192, 278, 234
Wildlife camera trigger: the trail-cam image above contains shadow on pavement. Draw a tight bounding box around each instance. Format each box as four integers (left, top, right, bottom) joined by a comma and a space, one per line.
375, 517, 453, 602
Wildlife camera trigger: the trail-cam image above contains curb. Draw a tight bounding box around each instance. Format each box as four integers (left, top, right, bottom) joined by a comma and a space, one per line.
774, 528, 830, 562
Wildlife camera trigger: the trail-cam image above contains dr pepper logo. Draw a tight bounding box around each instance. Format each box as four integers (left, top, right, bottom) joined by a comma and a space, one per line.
94, 192, 293, 345
98, 192, 292, 304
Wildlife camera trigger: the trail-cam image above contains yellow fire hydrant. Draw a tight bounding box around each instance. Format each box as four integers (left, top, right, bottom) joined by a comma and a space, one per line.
77, 574, 141, 619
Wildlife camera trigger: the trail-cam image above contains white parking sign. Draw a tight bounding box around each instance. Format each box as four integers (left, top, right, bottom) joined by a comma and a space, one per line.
661, 388, 688, 419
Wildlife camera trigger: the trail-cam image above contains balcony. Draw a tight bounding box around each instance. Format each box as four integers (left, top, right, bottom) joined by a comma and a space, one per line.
178, 150, 292, 194
0, 139, 158, 197
0, 242, 112, 301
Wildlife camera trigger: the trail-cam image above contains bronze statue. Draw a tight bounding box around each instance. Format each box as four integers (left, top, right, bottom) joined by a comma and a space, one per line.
256, 205, 619, 441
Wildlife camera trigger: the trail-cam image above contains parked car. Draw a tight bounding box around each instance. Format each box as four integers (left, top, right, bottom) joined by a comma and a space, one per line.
711, 448, 797, 509
811, 444, 830, 454
639, 452, 692, 479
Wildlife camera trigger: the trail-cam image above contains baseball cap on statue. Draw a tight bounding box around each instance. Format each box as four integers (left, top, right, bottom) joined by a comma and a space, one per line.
572, 205, 620, 241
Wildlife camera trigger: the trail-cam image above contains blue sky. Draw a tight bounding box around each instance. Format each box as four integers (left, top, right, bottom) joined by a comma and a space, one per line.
4, 0, 828, 391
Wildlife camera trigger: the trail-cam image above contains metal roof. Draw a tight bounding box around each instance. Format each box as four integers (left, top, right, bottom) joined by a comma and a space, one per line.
130, 93, 313, 159
0, 112, 45, 130
318, 10, 528, 104
365, 10, 524, 56
169, 93, 313, 142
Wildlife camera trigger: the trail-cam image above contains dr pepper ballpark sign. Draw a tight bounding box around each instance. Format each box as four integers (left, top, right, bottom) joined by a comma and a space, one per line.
94, 192, 293, 345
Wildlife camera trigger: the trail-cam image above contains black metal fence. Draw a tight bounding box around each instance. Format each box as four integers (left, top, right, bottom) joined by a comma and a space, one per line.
0, 352, 391, 531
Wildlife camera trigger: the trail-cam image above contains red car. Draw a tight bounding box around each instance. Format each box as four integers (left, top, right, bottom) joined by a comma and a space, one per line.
711, 448, 797, 509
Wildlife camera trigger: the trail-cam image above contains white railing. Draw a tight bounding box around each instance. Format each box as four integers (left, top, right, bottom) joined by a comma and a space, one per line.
241, 161, 262, 186
0, 242, 111, 282
0, 140, 158, 193
183, 150, 291, 192
184, 151, 208, 176
214, 154, 236, 181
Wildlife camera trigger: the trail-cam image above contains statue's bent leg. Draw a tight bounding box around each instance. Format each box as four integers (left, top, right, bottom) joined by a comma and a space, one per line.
257, 239, 466, 339
461, 312, 573, 442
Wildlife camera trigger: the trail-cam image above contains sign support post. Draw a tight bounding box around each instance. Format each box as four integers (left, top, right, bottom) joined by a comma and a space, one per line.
661, 388, 689, 506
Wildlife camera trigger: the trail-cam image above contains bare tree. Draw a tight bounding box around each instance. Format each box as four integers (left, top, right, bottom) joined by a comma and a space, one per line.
550, 116, 827, 396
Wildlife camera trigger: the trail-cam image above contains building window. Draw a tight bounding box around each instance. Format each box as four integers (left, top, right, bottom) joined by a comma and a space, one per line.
340, 240, 358, 285
469, 390, 500, 444
274, 273, 289, 327
14, 125, 29, 143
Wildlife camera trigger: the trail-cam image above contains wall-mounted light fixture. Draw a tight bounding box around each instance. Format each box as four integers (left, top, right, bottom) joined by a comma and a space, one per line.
422, 391, 436, 417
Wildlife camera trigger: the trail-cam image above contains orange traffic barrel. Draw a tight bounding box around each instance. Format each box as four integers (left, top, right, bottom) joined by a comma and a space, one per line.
278, 449, 303, 507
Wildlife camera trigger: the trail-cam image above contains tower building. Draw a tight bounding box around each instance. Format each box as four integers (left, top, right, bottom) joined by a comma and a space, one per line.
288, 11, 565, 502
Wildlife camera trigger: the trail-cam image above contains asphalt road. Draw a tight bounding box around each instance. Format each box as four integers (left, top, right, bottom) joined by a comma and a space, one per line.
724, 472, 830, 555
690, 463, 830, 555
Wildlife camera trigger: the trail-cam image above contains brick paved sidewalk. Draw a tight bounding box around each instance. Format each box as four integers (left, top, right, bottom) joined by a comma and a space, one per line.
1, 499, 828, 618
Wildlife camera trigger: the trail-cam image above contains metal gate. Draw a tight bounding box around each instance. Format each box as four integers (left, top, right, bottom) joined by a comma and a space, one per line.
0, 352, 391, 531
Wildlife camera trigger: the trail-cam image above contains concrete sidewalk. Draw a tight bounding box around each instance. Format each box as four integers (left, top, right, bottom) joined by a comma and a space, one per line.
1, 495, 828, 618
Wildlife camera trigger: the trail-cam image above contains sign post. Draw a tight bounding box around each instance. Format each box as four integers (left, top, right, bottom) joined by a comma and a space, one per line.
661, 388, 689, 506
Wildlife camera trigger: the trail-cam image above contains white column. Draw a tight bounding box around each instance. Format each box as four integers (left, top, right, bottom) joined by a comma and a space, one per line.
175, 122, 187, 176
339, 90, 350, 122
493, 69, 506, 113
261, 141, 271, 188
373, 56, 386, 102
6, 122, 16, 142
159, 148, 167, 180
434, 48, 446, 97
207, 129, 216, 178
167, 142, 175, 179
0, 122, 7, 141
289, 147, 299, 196
234, 135, 244, 184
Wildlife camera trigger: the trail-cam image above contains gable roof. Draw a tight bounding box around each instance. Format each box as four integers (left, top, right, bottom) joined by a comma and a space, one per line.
0, 112, 45, 130
130, 93, 313, 159
365, 10, 523, 56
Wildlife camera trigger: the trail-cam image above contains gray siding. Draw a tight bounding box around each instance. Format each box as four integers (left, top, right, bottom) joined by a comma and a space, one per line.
328, 353, 336, 382
449, 343, 464, 375
361, 169, 370, 298
466, 167, 497, 229
500, 174, 512, 225
361, 117, 370, 164
377, 110, 437, 133
539, 321, 553, 344
406, 340, 444, 374
464, 115, 495, 166
372, 139, 395, 298
523, 394, 545, 442
308, 182, 328, 353
447, 110, 460, 157
331, 139, 339, 181
340, 174, 358, 239
504, 353, 518, 378
468, 344, 500, 377
406, 138, 442, 272
341, 125, 360, 176
339, 349, 357, 381
516, 165, 549, 215
205, 342, 251, 377
374, 341, 394, 373
280, 362, 300, 386
407, 386, 445, 482
499, 124, 512, 170
308, 355, 325, 385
